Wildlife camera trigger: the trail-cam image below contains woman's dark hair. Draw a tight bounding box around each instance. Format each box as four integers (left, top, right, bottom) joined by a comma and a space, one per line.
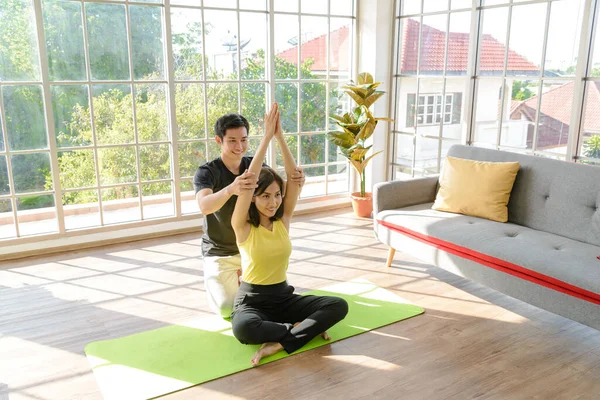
214, 113, 250, 139
248, 167, 284, 227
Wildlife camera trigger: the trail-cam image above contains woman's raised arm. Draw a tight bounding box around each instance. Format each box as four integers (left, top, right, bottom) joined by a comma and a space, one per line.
231, 103, 279, 242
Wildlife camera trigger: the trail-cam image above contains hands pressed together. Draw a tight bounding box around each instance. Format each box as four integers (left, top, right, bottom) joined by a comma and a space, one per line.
228, 103, 305, 197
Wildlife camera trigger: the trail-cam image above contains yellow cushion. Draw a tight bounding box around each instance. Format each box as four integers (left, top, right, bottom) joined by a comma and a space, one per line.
432, 156, 520, 223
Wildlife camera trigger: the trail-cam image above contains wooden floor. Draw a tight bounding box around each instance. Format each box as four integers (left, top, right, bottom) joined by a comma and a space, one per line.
2, 208, 600, 400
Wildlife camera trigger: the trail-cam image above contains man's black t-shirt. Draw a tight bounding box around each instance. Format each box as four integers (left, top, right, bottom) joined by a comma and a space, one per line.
193, 156, 254, 257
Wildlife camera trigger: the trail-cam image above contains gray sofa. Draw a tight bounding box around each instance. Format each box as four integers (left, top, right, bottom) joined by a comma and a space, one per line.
374, 144, 600, 330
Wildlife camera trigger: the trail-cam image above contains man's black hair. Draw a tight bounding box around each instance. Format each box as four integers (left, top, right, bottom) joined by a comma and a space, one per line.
214, 113, 250, 139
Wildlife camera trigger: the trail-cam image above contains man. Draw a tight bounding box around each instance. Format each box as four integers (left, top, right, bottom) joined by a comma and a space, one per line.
194, 113, 304, 318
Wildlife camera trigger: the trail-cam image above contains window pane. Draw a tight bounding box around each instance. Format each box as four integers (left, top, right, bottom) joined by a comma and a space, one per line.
204, 0, 236, 7
503, 78, 539, 148
178, 142, 207, 178
330, 18, 352, 81
301, 82, 327, 132
400, 0, 421, 15
395, 77, 418, 132
139, 144, 171, 181
63, 190, 100, 230
206, 83, 239, 136
86, 3, 130, 81
442, 78, 465, 139
580, 82, 600, 161
176, 84, 205, 140
300, 134, 325, 165
12, 153, 52, 193
92, 84, 134, 145
451, 0, 471, 9
0, 155, 8, 195
274, 0, 297, 13
331, 0, 354, 16
98, 147, 137, 185
0, 199, 16, 239
276, 83, 298, 133
171, 8, 204, 81
240, 12, 267, 80
415, 136, 440, 175
275, 15, 299, 79
142, 182, 173, 219
479, 7, 508, 76
241, 83, 266, 136
0, 0, 41, 81
130, 0, 161, 3
136, 84, 168, 142
58, 149, 96, 189
302, 0, 327, 15
532, 80, 570, 155
447, 12, 471, 77
545, 0, 582, 77
240, 0, 267, 11
393, 133, 414, 177
171, 0, 198, 5
399, 18, 419, 75
424, 0, 447, 13
3, 85, 48, 151
204, 10, 238, 80
180, 179, 197, 215
304, 28, 328, 71
51, 85, 91, 147
130, 5, 165, 80
473, 78, 503, 146
42, 0, 86, 81
17, 194, 57, 236
275, 136, 298, 168
506, 3, 546, 77
327, 163, 349, 194
300, 166, 325, 198
102, 185, 140, 225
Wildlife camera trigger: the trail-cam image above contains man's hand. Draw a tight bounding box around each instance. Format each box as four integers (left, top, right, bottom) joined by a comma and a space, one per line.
289, 167, 305, 187
227, 169, 258, 196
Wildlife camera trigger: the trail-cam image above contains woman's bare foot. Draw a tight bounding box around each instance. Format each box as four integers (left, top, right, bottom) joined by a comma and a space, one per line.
251, 342, 283, 366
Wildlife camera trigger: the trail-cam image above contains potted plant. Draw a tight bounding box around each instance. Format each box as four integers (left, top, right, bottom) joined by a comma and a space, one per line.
328, 72, 393, 217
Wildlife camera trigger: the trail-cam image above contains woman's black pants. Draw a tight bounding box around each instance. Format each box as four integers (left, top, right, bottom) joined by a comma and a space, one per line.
231, 281, 348, 354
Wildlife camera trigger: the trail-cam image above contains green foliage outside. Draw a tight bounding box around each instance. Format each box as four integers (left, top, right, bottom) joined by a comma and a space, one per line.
511, 80, 536, 101
0, 2, 344, 212
583, 135, 600, 159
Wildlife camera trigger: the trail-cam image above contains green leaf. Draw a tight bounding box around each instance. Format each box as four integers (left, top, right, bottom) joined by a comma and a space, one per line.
363, 92, 384, 109
362, 150, 383, 167
343, 89, 365, 105
327, 131, 355, 149
357, 120, 376, 141
350, 147, 370, 161
357, 72, 374, 85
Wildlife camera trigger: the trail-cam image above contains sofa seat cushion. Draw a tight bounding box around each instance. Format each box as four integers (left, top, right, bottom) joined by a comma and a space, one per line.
377, 203, 600, 304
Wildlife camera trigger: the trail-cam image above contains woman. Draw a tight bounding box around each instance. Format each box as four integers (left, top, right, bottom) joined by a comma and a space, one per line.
230, 103, 349, 366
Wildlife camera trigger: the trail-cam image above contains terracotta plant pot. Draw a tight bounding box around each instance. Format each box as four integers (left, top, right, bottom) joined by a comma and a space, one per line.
350, 192, 373, 218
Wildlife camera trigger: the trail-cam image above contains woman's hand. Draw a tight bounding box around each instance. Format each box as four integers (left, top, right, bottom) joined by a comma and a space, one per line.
264, 102, 279, 139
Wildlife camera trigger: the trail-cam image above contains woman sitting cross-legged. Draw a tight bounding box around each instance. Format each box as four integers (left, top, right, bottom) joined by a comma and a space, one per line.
230, 102, 349, 366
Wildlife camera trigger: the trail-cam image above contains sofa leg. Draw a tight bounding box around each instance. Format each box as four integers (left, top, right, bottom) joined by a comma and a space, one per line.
386, 247, 396, 267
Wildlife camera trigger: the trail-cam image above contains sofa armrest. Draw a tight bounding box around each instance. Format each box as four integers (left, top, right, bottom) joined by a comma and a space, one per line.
373, 176, 439, 214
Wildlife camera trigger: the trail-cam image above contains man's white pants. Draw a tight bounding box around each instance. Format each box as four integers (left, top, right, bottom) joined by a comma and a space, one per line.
202, 254, 241, 318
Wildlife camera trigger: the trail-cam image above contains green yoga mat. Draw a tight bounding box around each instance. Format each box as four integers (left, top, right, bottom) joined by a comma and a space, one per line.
85, 279, 424, 399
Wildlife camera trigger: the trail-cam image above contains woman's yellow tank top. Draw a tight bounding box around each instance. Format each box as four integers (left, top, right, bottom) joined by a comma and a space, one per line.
238, 220, 292, 285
